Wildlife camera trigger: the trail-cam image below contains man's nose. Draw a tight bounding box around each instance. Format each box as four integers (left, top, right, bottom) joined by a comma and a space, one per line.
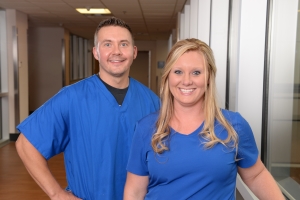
112, 44, 121, 55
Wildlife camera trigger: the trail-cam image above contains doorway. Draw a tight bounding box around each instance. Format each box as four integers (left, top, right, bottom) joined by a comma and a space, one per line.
130, 51, 150, 88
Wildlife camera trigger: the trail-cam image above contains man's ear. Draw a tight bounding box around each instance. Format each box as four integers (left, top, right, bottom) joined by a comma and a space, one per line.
92, 47, 99, 60
133, 46, 138, 59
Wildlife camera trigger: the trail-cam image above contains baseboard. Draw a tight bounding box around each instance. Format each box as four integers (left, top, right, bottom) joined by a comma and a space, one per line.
0, 139, 10, 148
9, 133, 20, 141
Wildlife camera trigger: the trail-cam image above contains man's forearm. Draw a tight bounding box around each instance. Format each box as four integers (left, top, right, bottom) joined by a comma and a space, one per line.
15, 134, 64, 198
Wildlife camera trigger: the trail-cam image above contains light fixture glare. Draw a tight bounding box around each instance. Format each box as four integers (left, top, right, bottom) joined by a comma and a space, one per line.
76, 8, 111, 14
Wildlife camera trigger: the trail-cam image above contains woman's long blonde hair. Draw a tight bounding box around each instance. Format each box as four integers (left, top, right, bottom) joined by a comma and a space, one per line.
151, 38, 238, 154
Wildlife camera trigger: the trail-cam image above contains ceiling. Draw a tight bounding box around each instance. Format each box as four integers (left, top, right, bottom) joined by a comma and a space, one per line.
0, 0, 187, 40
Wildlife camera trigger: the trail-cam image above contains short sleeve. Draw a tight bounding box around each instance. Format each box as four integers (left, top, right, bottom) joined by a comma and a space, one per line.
126, 122, 149, 176
235, 112, 259, 168
17, 88, 70, 160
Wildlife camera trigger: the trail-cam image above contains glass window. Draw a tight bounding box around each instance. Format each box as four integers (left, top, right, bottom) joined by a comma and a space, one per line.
0, 9, 9, 143
69, 34, 89, 83
266, 0, 300, 199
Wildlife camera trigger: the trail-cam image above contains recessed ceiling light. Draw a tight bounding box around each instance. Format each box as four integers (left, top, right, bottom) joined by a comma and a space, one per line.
76, 8, 111, 14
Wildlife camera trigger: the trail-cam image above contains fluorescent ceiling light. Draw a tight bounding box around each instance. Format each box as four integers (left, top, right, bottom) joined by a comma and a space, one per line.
76, 8, 111, 14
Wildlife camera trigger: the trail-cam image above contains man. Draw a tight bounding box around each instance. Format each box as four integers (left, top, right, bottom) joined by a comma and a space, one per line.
15, 17, 160, 200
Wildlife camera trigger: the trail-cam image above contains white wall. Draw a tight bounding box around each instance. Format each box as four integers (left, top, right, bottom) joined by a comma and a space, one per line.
5, 10, 28, 134
0, 10, 8, 93
16, 11, 28, 122
0, 9, 9, 141
6, 10, 17, 136
228, 0, 268, 198
183, 1, 190, 39
1, 9, 28, 136
189, 0, 198, 38
197, 0, 211, 44
210, 0, 229, 109
178, 0, 229, 109
235, 0, 267, 152
28, 27, 64, 111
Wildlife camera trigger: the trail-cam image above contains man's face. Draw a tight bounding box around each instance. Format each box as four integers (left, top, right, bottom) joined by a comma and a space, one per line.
93, 26, 137, 82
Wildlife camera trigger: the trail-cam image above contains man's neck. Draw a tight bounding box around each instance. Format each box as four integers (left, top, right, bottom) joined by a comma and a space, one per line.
98, 72, 129, 89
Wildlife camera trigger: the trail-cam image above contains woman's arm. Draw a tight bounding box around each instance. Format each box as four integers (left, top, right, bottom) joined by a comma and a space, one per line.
238, 158, 285, 200
124, 172, 149, 200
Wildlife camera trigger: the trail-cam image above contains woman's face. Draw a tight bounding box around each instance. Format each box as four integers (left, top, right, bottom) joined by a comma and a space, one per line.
168, 51, 208, 108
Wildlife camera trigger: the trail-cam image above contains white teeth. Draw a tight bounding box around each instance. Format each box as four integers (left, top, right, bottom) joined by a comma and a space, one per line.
180, 89, 193, 93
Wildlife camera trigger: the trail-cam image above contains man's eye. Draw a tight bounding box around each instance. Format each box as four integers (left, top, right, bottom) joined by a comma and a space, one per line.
174, 70, 182, 74
121, 43, 128, 47
104, 43, 111, 47
193, 71, 201, 75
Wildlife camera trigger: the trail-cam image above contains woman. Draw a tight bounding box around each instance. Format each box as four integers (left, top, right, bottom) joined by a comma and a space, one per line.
124, 38, 284, 199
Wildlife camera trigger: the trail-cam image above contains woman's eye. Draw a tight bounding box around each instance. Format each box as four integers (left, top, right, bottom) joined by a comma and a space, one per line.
174, 70, 182, 74
193, 71, 201, 75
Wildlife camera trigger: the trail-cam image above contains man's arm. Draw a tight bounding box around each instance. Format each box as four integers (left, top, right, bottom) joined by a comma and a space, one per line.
15, 133, 80, 200
124, 172, 148, 200
238, 157, 285, 200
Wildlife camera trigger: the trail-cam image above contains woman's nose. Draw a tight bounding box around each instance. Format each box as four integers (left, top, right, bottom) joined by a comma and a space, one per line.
182, 74, 192, 85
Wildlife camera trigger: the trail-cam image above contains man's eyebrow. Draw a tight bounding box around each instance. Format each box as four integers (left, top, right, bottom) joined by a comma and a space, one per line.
100, 39, 112, 43
100, 39, 130, 44
120, 40, 130, 43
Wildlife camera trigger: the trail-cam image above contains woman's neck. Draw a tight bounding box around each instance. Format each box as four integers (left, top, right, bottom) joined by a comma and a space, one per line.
170, 104, 205, 134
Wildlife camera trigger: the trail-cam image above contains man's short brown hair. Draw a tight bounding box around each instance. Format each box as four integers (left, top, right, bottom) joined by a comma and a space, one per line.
94, 17, 134, 46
